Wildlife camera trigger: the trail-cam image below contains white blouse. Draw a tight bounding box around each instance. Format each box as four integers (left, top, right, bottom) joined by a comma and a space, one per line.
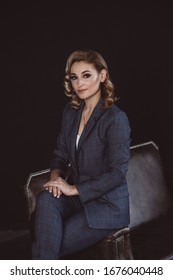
76, 134, 81, 149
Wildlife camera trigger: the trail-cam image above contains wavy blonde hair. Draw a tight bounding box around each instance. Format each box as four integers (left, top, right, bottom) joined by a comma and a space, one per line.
64, 50, 117, 109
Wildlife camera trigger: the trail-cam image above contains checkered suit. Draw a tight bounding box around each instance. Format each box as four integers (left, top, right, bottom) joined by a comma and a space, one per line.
50, 98, 131, 229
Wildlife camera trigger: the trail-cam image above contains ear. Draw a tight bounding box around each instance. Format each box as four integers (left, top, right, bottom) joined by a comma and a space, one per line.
100, 69, 107, 82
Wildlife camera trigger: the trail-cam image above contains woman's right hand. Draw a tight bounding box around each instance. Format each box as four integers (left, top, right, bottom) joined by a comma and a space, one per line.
44, 169, 63, 198
44, 179, 62, 198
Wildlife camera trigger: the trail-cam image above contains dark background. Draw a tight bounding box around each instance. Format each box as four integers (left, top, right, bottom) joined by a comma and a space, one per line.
1, 1, 173, 230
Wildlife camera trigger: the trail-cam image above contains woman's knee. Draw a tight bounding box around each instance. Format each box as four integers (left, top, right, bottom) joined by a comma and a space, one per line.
36, 190, 52, 208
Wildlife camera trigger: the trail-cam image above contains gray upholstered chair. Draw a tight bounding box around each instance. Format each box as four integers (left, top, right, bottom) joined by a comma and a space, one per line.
24, 141, 173, 259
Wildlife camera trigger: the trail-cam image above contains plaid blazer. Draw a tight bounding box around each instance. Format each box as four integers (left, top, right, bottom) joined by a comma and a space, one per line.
50, 98, 131, 229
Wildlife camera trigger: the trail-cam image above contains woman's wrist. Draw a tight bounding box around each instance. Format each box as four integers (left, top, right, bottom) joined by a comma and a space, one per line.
71, 185, 79, 196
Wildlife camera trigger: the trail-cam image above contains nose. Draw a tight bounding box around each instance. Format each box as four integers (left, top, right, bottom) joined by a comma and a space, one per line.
77, 77, 84, 87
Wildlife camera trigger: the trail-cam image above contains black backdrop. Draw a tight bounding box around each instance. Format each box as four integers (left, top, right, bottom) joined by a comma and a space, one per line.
1, 2, 173, 229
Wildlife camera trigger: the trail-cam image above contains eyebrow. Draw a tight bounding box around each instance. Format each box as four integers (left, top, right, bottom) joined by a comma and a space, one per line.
70, 70, 91, 75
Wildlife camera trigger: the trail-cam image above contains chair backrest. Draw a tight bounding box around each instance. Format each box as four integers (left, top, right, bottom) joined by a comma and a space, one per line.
127, 141, 173, 229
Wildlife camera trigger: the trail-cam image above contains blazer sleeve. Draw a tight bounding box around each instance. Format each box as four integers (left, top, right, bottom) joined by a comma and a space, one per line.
50, 105, 69, 177
76, 110, 131, 203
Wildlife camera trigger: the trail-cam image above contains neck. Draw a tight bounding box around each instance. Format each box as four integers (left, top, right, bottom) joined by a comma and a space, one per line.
84, 92, 101, 112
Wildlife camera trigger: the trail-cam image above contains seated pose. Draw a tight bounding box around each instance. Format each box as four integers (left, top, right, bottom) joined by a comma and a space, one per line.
32, 49, 131, 259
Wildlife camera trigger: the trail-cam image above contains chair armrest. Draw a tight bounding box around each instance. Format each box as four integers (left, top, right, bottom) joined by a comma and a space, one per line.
98, 227, 134, 260
24, 169, 50, 218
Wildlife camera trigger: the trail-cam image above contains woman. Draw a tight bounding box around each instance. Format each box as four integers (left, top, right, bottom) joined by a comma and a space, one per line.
32, 50, 131, 259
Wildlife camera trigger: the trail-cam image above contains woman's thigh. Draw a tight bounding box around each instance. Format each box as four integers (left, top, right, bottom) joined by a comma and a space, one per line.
60, 210, 114, 258
35, 191, 83, 219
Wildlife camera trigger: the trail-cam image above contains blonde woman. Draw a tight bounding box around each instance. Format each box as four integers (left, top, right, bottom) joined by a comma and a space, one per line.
32, 50, 131, 259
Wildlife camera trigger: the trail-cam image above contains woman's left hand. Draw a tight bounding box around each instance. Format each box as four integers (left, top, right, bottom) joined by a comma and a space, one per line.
43, 177, 79, 197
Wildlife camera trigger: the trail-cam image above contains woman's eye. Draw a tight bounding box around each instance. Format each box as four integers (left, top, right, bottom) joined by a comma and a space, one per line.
83, 74, 91, 79
70, 75, 77, 81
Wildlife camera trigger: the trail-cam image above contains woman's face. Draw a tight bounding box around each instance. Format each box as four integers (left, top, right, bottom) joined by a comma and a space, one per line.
70, 61, 106, 101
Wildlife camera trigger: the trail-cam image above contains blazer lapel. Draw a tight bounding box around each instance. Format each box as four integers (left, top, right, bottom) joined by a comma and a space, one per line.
76, 98, 105, 155
69, 102, 84, 164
